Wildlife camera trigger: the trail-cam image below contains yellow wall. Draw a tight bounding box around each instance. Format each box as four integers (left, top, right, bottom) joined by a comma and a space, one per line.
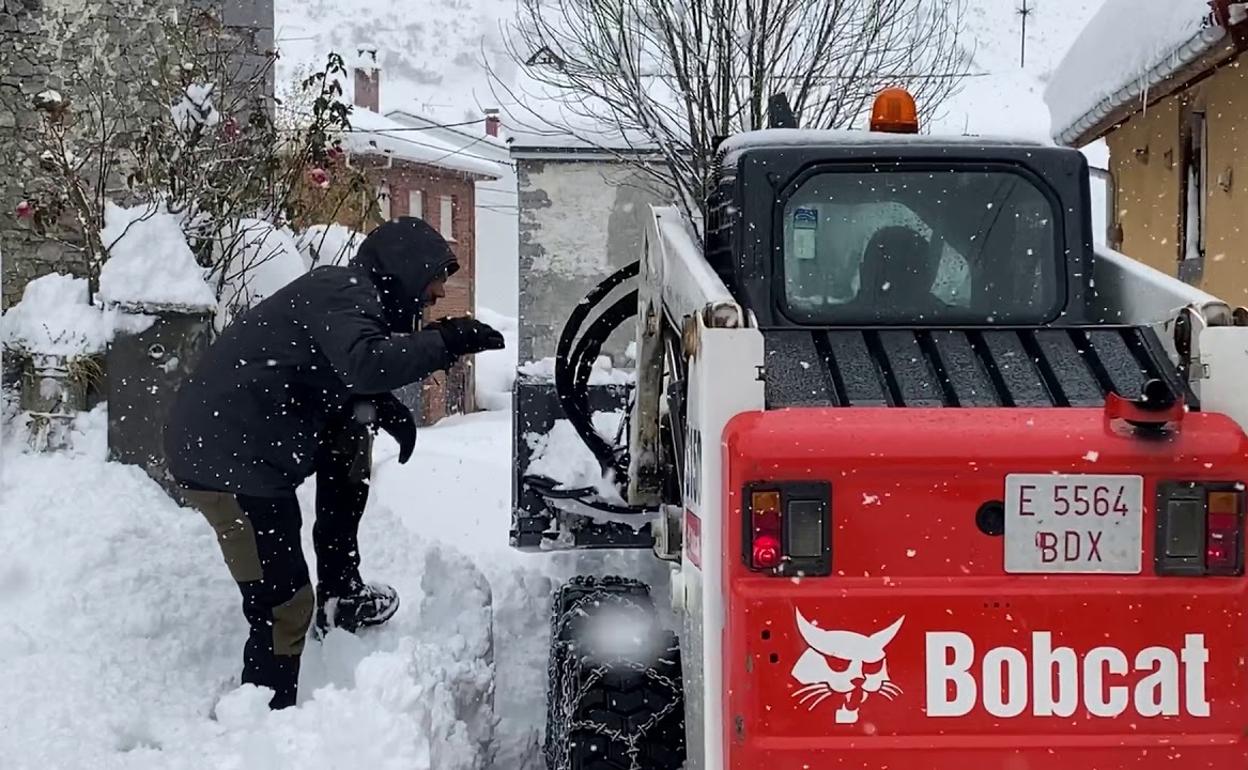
1105, 52, 1248, 302
1106, 98, 1183, 275
1200, 55, 1248, 303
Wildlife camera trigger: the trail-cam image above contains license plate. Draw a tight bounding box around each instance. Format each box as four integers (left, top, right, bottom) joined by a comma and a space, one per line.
1004, 474, 1144, 574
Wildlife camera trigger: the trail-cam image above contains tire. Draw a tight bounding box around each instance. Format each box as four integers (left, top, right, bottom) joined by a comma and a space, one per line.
545, 576, 686, 770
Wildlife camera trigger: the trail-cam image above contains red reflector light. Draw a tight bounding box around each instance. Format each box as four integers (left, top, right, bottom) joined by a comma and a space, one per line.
743, 483, 832, 575
752, 535, 782, 569
1206, 505, 1241, 575
1157, 482, 1243, 576
750, 490, 783, 570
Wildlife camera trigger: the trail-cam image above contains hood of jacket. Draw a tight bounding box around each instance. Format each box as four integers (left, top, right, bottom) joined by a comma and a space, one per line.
349, 217, 459, 332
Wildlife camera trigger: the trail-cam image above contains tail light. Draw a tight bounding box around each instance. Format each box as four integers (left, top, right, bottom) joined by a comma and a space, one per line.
1156, 482, 1244, 576
743, 482, 831, 576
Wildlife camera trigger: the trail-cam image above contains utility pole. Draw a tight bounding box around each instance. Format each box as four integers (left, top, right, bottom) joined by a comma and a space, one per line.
1018, 0, 1034, 68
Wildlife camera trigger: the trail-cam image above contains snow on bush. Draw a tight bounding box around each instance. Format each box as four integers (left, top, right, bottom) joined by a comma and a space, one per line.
98, 202, 217, 311
170, 82, 222, 133
295, 223, 365, 269
474, 308, 518, 411
0, 273, 151, 358
216, 219, 307, 325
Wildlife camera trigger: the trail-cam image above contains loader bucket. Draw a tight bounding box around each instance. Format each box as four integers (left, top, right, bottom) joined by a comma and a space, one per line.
510, 373, 653, 552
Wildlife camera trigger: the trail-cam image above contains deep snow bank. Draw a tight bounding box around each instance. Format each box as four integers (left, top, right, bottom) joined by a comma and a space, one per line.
472, 308, 518, 412
0, 408, 497, 770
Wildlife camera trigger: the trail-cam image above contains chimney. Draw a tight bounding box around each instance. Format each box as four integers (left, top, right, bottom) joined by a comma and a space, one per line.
353, 46, 380, 113
484, 107, 501, 137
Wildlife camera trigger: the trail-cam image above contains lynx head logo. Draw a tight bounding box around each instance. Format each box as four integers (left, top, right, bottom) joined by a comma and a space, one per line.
790, 609, 905, 725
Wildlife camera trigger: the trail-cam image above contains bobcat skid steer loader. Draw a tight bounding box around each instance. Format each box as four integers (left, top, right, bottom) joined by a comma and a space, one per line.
510, 88, 1248, 770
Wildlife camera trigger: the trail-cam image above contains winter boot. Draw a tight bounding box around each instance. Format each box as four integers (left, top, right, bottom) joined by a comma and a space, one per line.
314, 581, 400, 636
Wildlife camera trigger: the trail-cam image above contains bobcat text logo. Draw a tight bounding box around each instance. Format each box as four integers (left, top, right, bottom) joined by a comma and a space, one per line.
926, 632, 1212, 719
790, 610, 904, 725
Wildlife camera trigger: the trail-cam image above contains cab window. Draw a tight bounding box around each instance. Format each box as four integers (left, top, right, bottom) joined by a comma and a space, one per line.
780, 169, 1060, 325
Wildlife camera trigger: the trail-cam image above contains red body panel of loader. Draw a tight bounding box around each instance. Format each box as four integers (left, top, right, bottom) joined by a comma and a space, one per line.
722, 407, 1248, 769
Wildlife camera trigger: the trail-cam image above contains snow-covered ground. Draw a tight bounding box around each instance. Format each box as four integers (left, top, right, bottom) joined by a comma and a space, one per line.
0, 385, 641, 769
0, 302, 660, 769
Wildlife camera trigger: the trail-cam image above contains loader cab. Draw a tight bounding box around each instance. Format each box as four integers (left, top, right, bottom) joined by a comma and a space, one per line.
705, 92, 1096, 329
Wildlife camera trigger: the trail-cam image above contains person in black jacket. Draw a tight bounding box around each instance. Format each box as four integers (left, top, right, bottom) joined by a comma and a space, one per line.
164, 217, 503, 710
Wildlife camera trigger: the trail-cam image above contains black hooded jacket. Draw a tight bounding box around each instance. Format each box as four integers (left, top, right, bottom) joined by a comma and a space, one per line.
164, 217, 458, 496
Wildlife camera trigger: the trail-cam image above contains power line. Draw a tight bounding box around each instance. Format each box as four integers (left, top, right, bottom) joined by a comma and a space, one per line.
275, 107, 514, 167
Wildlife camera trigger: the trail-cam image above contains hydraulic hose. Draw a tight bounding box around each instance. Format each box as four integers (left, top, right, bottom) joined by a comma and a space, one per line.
554, 262, 639, 478
546, 260, 653, 516
569, 289, 640, 480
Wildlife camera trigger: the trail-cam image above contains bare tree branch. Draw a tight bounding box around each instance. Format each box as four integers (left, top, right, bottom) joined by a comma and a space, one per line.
493, 0, 969, 234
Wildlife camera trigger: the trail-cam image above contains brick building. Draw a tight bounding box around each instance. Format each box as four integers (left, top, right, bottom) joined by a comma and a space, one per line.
340, 53, 503, 424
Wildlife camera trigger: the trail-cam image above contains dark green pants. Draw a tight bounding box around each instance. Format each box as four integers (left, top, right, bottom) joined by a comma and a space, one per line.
184, 422, 372, 709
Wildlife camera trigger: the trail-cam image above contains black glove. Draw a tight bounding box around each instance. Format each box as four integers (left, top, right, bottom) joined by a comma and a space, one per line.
371, 393, 417, 464
429, 317, 506, 357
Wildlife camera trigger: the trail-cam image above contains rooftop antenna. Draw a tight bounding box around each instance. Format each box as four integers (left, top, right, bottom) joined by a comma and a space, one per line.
1017, 0, 1034, 68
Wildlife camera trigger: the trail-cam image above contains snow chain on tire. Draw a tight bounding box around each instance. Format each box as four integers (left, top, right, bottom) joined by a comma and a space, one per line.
545, 576, 686, 770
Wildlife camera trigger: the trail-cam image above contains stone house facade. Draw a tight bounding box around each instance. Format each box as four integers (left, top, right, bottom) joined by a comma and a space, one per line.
509, 136, 669, 366
0, 0, 274, 309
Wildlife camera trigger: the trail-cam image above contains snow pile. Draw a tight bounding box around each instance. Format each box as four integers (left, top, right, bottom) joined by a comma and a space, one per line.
296, 223, 365, 269
216, 219, 307, 324
0, 273, 153, 358
171, 82, 222, 133
518, 355, 635, 385
99, 202, 217, 311
525, 410, 625, 498
1046, 0, 1222, 143
473, 308, 518, 411
0, 406, 501, 769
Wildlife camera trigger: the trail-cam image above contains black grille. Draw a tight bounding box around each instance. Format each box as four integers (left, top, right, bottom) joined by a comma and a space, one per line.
763, 327, 1192, 409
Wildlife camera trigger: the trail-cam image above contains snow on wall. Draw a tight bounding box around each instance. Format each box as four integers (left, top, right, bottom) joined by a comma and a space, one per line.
98, 203, 217, 312
0, 273, 153, 358
1046, 0, 1224, 144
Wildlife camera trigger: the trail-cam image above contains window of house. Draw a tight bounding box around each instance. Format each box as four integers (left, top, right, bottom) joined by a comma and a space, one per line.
408, 189, 424, 220
377, 182, 392, 221
1183, 110, 1208, 261
440, 195, 455, 240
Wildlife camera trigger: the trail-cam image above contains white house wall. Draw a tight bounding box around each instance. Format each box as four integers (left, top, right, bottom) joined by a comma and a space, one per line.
515, 158, 668, 364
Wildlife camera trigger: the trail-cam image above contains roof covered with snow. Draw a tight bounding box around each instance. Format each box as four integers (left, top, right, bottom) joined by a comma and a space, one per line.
1045, 0, 1240, 146
343, 108, 504, 179
717, 128, 1049, 166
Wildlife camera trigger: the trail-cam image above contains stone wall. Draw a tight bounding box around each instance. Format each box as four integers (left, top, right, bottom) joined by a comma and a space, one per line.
0, 0, 274, 309
515, 156, 669, 365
